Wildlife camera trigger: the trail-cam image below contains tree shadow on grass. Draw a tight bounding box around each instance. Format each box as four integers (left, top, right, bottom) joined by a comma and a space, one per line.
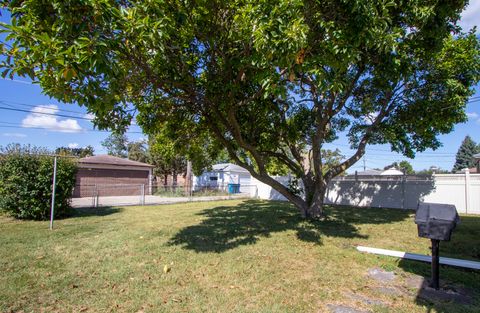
168, 200, 412, 253
66, 206, 122, 219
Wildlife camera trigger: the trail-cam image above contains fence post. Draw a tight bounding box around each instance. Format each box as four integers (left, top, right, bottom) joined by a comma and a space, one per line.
465, 168, 470, 214
93, 184, 98, 208
401, 172, 406, 210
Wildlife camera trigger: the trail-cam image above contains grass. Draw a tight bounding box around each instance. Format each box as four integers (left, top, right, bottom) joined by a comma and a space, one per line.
0, 200, 479, 313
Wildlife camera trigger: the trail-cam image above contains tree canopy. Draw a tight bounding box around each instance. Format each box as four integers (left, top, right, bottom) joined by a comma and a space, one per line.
1, 1, 479, 218
55, 145, 94, 158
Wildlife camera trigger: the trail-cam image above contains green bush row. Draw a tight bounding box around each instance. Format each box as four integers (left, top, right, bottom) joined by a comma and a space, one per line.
0, 144, 77, 220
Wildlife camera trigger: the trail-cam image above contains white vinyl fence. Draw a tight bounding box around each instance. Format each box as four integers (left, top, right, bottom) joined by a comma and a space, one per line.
253, 171, 480, 214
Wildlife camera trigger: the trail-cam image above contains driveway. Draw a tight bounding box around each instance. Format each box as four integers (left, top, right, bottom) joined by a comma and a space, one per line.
71, 194, 252, 208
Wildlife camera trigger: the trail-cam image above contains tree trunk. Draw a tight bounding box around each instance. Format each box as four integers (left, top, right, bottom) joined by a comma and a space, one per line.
172, 169, 178, 192
305, 194, 325, 219
300, 180, 327, 219
185, 160, 192, 196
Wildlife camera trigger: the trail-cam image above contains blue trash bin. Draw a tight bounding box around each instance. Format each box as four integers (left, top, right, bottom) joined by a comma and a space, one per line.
228, 184, 241, 194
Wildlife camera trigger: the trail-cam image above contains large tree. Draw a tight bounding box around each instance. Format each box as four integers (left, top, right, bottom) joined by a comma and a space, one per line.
1, 1, 480, 218
127, 139, 148, 163
101, 133, 128, 158
148, 134, 187, 186
452, 135, 479, 172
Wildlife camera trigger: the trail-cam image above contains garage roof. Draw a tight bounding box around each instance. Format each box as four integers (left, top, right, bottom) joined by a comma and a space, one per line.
79, 155, 154, 168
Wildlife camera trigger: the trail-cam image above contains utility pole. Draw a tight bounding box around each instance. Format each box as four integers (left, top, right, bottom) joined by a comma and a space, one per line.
363, 157, 366, 171
185, 160, 192, 198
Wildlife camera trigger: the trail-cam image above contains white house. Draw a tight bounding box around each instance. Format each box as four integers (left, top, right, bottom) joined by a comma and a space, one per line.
193, 163, 251, 190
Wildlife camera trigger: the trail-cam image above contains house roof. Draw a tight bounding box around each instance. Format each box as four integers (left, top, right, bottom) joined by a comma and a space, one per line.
353, 169, 382, 176
211, 163, 249, 173
473, 153, 480, 159
79, 155, 154, 168
381, 168, 404, 175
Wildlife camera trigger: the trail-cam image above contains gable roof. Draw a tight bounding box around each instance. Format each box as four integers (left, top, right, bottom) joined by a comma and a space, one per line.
354, 169, 382, 176
211, 163, 249, 173
79, 155, 154, 168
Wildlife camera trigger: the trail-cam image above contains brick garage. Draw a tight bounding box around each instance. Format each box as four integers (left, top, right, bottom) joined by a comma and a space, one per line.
73, 155, 154, 198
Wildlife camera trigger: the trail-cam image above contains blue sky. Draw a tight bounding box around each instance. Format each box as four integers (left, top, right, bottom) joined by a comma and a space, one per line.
0, 4, 480, 172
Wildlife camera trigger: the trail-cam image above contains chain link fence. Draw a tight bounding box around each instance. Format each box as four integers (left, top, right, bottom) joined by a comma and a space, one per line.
72, 183, 258, 208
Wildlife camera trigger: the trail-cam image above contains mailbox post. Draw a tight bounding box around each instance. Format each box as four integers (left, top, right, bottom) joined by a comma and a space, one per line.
415, 202, 460, 289
431, 239, 440, 289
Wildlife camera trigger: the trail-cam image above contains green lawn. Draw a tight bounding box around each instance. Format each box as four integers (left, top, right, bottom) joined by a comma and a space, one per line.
1, 200, 479, 313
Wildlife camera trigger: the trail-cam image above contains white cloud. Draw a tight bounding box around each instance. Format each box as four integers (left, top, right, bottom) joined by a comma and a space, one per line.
83, 113, 95, 120
466, 112, 480, 124
68, 143, 79, 149
459, 2, 480, 32
466, 112, 479, 119
21, 105, 83, 133
2, 133, 27, 138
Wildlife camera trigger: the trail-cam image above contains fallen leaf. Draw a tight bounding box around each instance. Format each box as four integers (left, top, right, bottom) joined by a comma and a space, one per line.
163, 265, 171, 273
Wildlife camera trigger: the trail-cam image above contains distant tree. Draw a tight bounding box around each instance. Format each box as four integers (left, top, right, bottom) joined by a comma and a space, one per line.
101, 133, 128, 158
398, 160, 414, 175
416, 167, 450, 175
55, 145, 94, 158
383, 160, 413, 174
127, 140, 148, 163
452, 136, 479, 172
148, 134, 187, 186
383, 162, 399, 170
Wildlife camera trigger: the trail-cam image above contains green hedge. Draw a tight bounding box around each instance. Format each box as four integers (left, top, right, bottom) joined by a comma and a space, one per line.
0, 145, 78, 220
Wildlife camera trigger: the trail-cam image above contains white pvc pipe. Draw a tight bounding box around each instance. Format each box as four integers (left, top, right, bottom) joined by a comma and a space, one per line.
49, 156, 57, 230
357, 246, 480, 270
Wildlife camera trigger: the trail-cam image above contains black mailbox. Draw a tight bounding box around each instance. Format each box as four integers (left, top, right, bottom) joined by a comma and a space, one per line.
414, 202, 460, 290
415, 202, 460, 241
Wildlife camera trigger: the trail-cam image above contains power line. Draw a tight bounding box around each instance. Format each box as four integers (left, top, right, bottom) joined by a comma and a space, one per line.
0, 100, 87, 116
0, 77, 33, 85
0, 105, 94, 121
0, 122, 143, 134
325, 142, 457, 155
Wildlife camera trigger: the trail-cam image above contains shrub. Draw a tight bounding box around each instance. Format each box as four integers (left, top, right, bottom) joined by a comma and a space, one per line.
0, 144, 78, 220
